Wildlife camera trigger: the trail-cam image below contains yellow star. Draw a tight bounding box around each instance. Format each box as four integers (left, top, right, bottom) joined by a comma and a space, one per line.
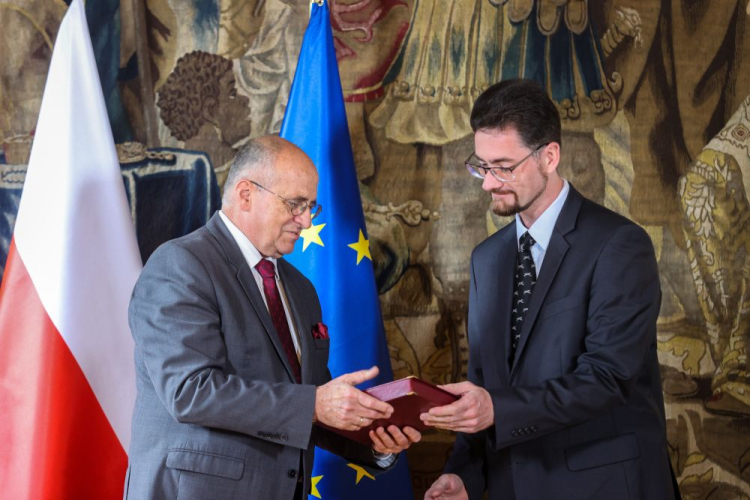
347, 463, 375, 485
347, 229, 371, 264
300, 222, 326, 251
310, 475, 323, 498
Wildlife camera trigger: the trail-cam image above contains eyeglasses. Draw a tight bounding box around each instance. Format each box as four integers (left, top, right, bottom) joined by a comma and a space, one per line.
250, 180, 322, 219
464, 143, 547, 182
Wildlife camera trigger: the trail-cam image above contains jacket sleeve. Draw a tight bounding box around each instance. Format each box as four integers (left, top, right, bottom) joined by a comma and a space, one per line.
443, 257, 489, 500
129, 242, 317, 450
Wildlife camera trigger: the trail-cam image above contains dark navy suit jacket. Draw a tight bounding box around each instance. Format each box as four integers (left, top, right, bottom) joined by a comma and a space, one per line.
446, 186, 677, 500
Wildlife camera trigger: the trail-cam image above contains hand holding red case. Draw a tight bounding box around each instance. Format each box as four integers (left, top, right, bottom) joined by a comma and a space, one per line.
317, 376, 459, 445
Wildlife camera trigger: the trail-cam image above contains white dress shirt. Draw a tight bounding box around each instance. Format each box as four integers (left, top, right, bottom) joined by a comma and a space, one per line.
219, 211, 397, 464
218, 210, 301, 359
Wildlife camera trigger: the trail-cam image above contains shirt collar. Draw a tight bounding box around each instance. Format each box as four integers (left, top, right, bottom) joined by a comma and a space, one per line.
218, 210, 278, 275
515, 179, 570, 250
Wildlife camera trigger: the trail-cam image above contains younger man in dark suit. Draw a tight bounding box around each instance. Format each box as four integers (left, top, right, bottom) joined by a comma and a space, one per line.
422, 80, 678, 500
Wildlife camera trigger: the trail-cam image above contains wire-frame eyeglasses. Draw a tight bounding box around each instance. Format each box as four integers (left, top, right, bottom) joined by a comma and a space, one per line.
464, 143, 547, 182
250, 180, 322, 219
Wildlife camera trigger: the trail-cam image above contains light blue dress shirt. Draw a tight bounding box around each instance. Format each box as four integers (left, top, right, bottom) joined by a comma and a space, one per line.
515, 180, 570, 273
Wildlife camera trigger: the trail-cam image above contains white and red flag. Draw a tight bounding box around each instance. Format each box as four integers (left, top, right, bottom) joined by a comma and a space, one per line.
0, 0, 141, 498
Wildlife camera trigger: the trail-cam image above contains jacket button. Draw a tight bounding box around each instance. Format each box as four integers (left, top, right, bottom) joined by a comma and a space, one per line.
288, 469, 297, 478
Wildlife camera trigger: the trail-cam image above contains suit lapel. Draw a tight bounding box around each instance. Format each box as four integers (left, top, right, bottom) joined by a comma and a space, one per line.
207, 213, 298, 383
487, 225, 518, 382
277, 261, 315, 384
509, 187, 583, 377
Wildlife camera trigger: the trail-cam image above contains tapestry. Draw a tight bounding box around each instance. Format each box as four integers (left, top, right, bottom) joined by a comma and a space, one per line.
1, 0, 749, 497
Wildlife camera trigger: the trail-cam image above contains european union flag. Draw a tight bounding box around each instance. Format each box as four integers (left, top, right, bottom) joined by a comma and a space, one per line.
280, 1, 414, 499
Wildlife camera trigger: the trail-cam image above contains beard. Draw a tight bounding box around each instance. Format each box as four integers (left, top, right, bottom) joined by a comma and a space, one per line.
490, 169, 548, 216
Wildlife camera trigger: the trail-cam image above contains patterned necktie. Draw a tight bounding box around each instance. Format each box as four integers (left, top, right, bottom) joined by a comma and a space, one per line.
510, 232, 537, 361
256, 259, 301, 383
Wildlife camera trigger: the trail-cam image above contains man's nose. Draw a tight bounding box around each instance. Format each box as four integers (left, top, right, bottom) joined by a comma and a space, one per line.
482, 173, 505, 192
294, 209, 313, 229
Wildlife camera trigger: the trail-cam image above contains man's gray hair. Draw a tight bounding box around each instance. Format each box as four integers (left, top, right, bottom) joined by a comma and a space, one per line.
222, 137, 283, 205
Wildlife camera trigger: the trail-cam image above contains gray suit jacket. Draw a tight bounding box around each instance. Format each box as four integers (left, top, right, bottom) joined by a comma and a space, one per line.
124, 213, 388, 500
445, 187, 677, 500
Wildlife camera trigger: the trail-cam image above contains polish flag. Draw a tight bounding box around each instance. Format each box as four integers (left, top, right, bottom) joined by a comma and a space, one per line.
0, 0, 142, 498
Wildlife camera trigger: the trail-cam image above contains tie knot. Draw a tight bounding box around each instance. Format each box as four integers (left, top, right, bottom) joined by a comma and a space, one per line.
519, 232, 535, 252
255, 259, 276, 279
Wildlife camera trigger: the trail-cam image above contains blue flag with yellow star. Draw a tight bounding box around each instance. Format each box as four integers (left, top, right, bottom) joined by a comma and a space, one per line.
279, 1, 414, 499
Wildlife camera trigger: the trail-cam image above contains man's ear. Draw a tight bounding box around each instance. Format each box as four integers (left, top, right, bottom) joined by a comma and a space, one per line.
542, 141, 561, 174
235, 179, 254, 211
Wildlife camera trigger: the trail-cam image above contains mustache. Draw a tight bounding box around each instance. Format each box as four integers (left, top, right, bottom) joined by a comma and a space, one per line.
490, 189, 515, 195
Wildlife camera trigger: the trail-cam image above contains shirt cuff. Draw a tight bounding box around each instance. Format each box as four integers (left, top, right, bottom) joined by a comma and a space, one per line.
372, 450, 396, 468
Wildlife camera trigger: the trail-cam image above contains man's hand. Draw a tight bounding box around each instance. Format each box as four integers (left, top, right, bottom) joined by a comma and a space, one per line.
419, 381, 494, 433
315, 366, 393, 430
369, 425, 421, 454
424, 474, 468, 500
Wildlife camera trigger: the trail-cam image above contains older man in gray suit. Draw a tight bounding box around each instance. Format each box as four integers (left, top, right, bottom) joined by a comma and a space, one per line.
124, 135, 420, 500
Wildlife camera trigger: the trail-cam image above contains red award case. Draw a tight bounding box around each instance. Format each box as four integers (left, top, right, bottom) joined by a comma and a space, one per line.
317, 376, 459, 445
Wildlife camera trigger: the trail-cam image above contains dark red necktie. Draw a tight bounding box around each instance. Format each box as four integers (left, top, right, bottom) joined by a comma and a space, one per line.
255, 259, 301, 383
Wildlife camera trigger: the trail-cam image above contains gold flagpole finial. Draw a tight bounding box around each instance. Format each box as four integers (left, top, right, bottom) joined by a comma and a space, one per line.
309, 0, 324, 18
